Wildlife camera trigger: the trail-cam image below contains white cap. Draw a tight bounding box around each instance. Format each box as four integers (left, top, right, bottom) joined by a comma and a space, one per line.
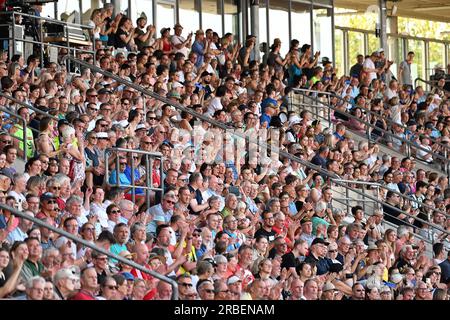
377, 48, 384, 53
227, 276, 242, 285
172, 81, 184, 89
96, 132, 108, 138
135, 124, 147, 131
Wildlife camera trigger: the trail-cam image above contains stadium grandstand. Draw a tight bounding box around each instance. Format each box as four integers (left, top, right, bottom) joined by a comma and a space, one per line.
0, 0, 448, 301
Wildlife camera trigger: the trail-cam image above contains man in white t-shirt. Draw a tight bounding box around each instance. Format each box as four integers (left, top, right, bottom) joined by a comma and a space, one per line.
171, 23, 193, 58
362, 52, 380, 83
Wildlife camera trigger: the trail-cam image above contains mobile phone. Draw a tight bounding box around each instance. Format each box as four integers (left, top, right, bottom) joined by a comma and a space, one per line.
0, 215, 7, 229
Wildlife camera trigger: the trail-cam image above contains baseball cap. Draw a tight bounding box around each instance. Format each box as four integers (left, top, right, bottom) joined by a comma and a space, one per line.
311, 238, 330, 246
160, 27, 170, 34
167, 90, 181, 100
98, 88, 111, 95
135, 124, 147, 132
377, 48, 385, 54
121, 272, 135, 281
321, 57, 332, 65
40, 192, 57, 202
200, 71, 212, 78
380, 286, 391, 293
227, 276, 242, 285
322, 282, 337, 292
118, 250, 135, 260
96, 132, 109, 139
300, 217, 312, 225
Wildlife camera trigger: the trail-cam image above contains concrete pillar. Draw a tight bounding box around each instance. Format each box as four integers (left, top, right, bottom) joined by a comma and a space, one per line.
112, 0, 121, 17
250, 0, 260, 61
379, 0, 388, 54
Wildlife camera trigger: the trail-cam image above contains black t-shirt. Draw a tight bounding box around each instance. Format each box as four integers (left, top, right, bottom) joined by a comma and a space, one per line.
281, 252, 297, 270
114, 28, 128, 49
134, 28, 146, 51
254, 228, 277, 243
383, 203, 408, 227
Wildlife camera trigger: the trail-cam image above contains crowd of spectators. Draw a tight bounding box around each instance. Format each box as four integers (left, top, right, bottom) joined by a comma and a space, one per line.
0, 3, 449, 300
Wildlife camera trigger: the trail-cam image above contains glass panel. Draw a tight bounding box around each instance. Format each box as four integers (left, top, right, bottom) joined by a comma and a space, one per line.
224, 0, 239, 38
81, 0, 93, 24
268, 0, 290, 56
368, 34, 378, 56
291, 1, 311, 46
42, 3, 56, 19
131, 0, 153, 25
428, 42, 445, 78
407, 40, 425, 83
312, 6, 332, 63
202, 0, 223, 36
57, 0, 81, 20
156, 2, 175, 35
334, 29, 344, 77
348, 31, 364, 61
179, 0, 200, 34
387, 36, 403, 80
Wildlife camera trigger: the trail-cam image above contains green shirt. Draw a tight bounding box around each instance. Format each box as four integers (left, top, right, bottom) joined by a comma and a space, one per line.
12, 124, 35, 158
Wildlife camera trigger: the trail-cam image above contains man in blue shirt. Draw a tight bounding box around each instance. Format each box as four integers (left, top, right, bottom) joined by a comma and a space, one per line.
260, 103, 277, 128
146, 192, 177, 235
191, 29, 207, 69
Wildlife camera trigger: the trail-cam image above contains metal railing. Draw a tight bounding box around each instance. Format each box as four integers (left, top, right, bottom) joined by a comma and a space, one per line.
335, 26, 450, 81
66, 56, 449, 249
330, 178, 382, 214
0, 10, 95, 71
105, 147, 164, 208
0, 92, 58, 121
289, 88, 450, 176
414, 77, 450, 96
291, 87, 450, 157
0, 203, 178, 299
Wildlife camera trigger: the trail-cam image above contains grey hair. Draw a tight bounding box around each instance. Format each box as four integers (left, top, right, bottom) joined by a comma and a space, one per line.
42, 247, 59, 259
66, 195, 83, 206
25, 276, 46, 290
397, 225, 411, 238
53, 173, 70, 186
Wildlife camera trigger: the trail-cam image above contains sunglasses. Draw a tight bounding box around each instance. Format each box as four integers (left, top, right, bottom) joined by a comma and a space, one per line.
203, 289, 214, 294
165, 200, 175, 205
110, 210, 121, 214
51, 187, 61, 190
46, 200, 56, 204
180, 283, 193, 288
106, 285, 118, 290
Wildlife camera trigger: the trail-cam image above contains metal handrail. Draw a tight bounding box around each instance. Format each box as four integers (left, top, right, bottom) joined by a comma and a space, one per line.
1, 10, 95, 72
105, 147, 164, 208
293, 87, 450, 154
66, 56, 449, 238
331, 178, 381, 187
0, 107, 27, 161
335, 26, 450, 46
0, 92, 58, 120
0, 203, 178, 299
334, 177, 450, 219
414, 77, 450, 96
290, 89, 450, 167
0, 11, 94, 29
